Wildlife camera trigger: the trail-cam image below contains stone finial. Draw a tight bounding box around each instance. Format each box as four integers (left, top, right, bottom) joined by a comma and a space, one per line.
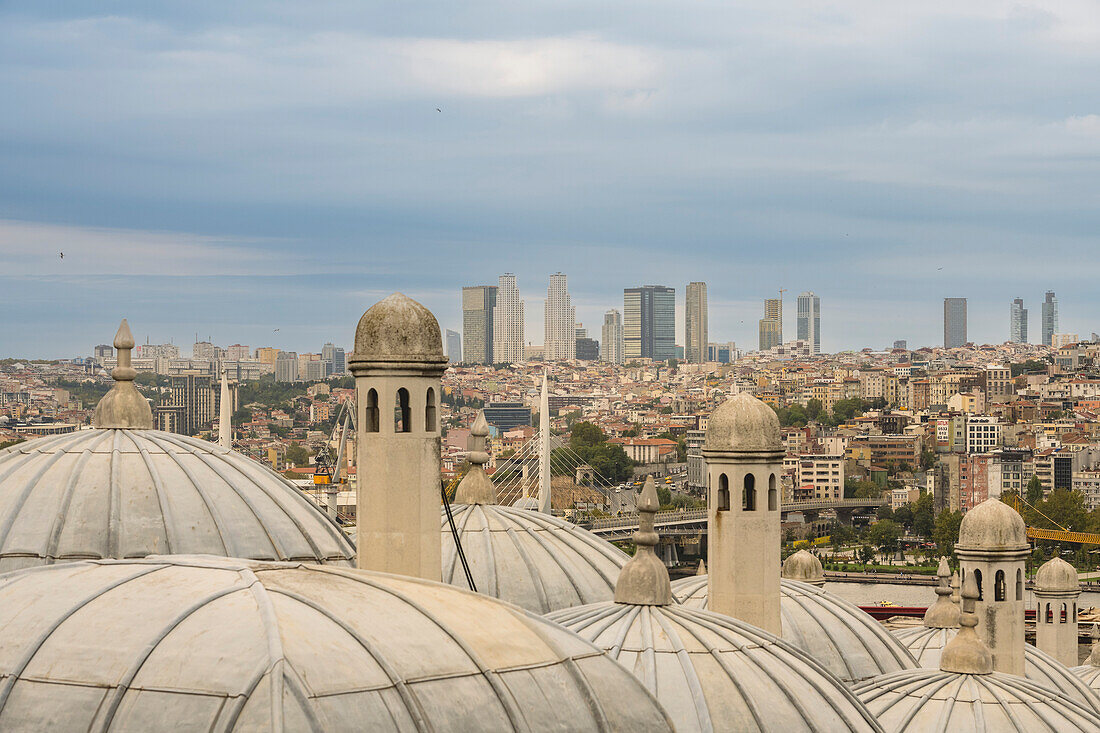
950, 570, 960, 607
782, 549, 825, 587
454, 412, 497, 505
697, 558, 707, 576
614, 476, 673, 605
1089, 624, 1100, 667
923, 557, 961, 629
93, 319, 153, 429
940, 572, 993, 675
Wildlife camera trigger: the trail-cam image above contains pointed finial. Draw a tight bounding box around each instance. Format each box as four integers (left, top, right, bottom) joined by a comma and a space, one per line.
454, 411, 497, 504
697, 558, 707, 576
218, 367, 232, 449
923, 557, 961, 628
1089, 624, 1100, 667
950, 570, 961, 606
614, 476, 673, 605
940, 572, 993, 674
93, 319, 153, 429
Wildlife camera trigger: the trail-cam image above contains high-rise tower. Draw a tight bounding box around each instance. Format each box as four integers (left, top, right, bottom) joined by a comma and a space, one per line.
493, 274, 525, 363
1009, 298, 1028, 343
796, 292, 820, 354
943, 298, 967, 348
601, 309, 623, 365
758, 297, 782, 351
1042, 291, 1058, 346
685, 282, 708, 364
623, 286, 676, 361
544, 273, 576, 361
462, 285, 496, 364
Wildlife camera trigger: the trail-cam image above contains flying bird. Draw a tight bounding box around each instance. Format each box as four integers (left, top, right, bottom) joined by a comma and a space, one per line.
59, 252, 64, 259
436, 108, 442, 113
937, 267, 943, 271
273, 328, 280, 333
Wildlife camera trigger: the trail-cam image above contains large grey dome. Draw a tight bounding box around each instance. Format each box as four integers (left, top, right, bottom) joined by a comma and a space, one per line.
854, 668, 1100, 732
892, 625, 1100, 707
0, 556, 675, 732
442, 503, 629, 614
352, 292, 445, 362
0, 429, 355, 572
673, 574, 918, 684
548, 602, 881, 733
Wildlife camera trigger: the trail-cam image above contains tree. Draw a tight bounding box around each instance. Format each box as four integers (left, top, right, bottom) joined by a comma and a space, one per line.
933, 510, 964, 557
867, 520, 901, 561
858, 545, 876, 565
893, 504, 914, 529
920, 450, 936, 470
876, 504, 895, 521
806, 399, 823, 420
570, 422, 607, 449
911, 493, 935, 537
832, 398, 869, 423
1025, 475, 1044, 506
285, 444, 310, 467
656, 486, 672, 507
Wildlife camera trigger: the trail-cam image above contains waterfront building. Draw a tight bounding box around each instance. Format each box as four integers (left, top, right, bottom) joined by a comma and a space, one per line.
1010, 298, 1028, 343
685, 281, 708, 363
461, 284, 496, 364
544, 272, 575, 361
601, 309, 623, 364
797, 291, 821, 354
1043, 290, 1059, 346
623, 285, 676, 361
944, 297, 967, 348
492, 273, 524, 363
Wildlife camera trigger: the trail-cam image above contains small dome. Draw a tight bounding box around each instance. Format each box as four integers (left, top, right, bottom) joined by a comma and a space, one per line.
1036, 556, 1079, 592
0, 556, 675, 731
704, 392, 781, 452
352, 293, 445, 361
892, 626, 1100, 708
0, 430, 355, 572
548, 603, 880, 733
512, 495, 540, 510
854, 668, 1100, 732
956, 498, 1028, 551
673, 575, 918, 684
442, 504, 629, 614
782, 549, 824, 585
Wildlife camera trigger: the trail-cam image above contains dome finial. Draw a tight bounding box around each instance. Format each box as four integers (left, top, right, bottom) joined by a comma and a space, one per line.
93, 319, 153, 429
923, 557, 961, 628
454, 411, 497, 504
950, 570, 960, 606
940, 572, 993, 674
614, 476, 673, 605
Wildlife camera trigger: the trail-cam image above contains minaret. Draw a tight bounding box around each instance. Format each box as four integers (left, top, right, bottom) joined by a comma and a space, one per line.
614, 476, 673, 605
93, 319, 153, 429
349, 293, 447, 581
922, 557, 961, 629
954, 497, 1028, 675
1034, 556, 1081, 667
703, 392, 783, 635
538, 372, 551, 513
218, 367, 232, 449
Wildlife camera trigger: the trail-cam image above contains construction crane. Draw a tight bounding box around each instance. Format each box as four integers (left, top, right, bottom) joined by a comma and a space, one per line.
1002, 494, 1100, 546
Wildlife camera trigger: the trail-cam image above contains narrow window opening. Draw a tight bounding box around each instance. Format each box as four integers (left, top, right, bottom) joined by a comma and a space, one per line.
768, 473, 778, 511
395, 388, 411, 433
1045, 604, 1053, 624
1060, 603, 1067, 623
1016, 569, 1023, 601
717, 474, 730, 512
425, 388, 437, 432
743, 473, 756, 511
974, 569, 983, 600
994, 570, 1005, 602
365, 389, 380, 433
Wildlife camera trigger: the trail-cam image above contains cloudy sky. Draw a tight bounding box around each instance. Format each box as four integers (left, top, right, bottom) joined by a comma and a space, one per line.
2, 1, 1098, 358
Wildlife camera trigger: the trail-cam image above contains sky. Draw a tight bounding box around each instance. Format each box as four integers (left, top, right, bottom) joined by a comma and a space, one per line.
1, 1, 1099, 358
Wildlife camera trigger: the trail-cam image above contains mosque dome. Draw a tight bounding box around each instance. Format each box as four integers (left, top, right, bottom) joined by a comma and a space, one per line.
672, 574, 918, 684
1072, 630, 1100, 691
352, 293, 445, 362
512, 495, 540, 510
0, 556, 675, 731
782, 549, 825, 585
1036, 556, 1079, 592
704, 392, 781, 452
956, 497, 1028, 551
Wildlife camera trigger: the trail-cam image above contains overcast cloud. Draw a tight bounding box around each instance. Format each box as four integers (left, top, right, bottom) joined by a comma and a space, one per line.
2, 1, 1098, 357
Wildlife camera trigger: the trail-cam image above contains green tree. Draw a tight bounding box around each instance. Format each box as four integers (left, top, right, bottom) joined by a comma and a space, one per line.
285, 444, 310, 467
867, 519, 902, 560
832, 398, 869, 423
656, 486, 672, 507
806, 399, 823, 420
911, 493, 935, 537
920, 450, 936, 470
570, 422, 607, 449
933, 510, 964, 557
1025, 475, 1044, 506
876, 504, 895, 521
893, 504, 914, 529
1030, 489, 1088, 532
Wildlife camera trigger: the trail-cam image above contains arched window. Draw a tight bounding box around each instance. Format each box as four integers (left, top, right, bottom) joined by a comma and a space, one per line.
974, 569, 983, 600
365, 389, 380, 433
1016, 569, 1023, 601
743, 473, 756, 511
768, 473, 778, 511
994, 570, 1005, 602
425, 388, 437, 432
717, 474, 730, 512
1061, 603, 1068, 624
1045, 604, 1053, 624
395, 388, 411, 433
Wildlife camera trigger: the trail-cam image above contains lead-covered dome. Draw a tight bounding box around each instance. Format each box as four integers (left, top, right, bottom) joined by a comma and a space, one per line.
0, 429, 355, 573
673, 574, 918, 684
704, 392, 781, 452
0, 556, 674, 731
782, 549, 825, 585
549, 603, 881, 733
957, 497, 1028, 551
352, 292, 445, 362
1036, 556, 1079, 592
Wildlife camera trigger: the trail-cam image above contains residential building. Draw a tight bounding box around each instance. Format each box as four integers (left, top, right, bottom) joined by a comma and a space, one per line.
445, 330, 462, 362
1042, 290, 1058, 346
493, 274, 525, 363
1053, 333, 1080, 349
321, 343, 346, 375
795, 454, 844, 501
164, 371, 214, 436
623, 285, 676, 361
893, 340, 907, 350
92, 344, 114, 362
136, 343, 180, 360
685, 282, 708, 364
601, 309, 623, 365
965, 415, 1002, 454
462, 285, 497, 364
226, 344, 250, 361
1010, 298, 1028, 343
544, 273, 576, 361
192, 341, 217, 360
255, 347, 280, 367
575, 335, 599, 361
796, 292, 821, 355
943, 298, 967, 348
274, 353, 299, 383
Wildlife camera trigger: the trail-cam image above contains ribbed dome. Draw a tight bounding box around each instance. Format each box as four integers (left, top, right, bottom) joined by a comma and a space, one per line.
352, 293, 445, 362
892, 625, 1100, 708
0, 556, 674, 732
673, 575, 918, 684
441, 504, 629, 614
704, 392, 781, 452
854, 668, 1100, 732
1035, 556, 1079, 592
548, 602, 881, 733
0, 429, 354, 573
782, 549, 825, 585
957, 497, 1028, 551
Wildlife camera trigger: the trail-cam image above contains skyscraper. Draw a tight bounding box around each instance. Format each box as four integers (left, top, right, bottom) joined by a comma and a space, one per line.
1042, 291, 1058, 347
623, 286, 676, 361
493, 273, 525, 363
796, 292, 821, 354
944, 298, 967, 348
445, 330, 462, 362
1009, 299, 1028, 343
685, 282, 708, 364
758, 297, 782, 351
544, 273, 576, 361
462, 285, 497, 364
602, 309, 623, 364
